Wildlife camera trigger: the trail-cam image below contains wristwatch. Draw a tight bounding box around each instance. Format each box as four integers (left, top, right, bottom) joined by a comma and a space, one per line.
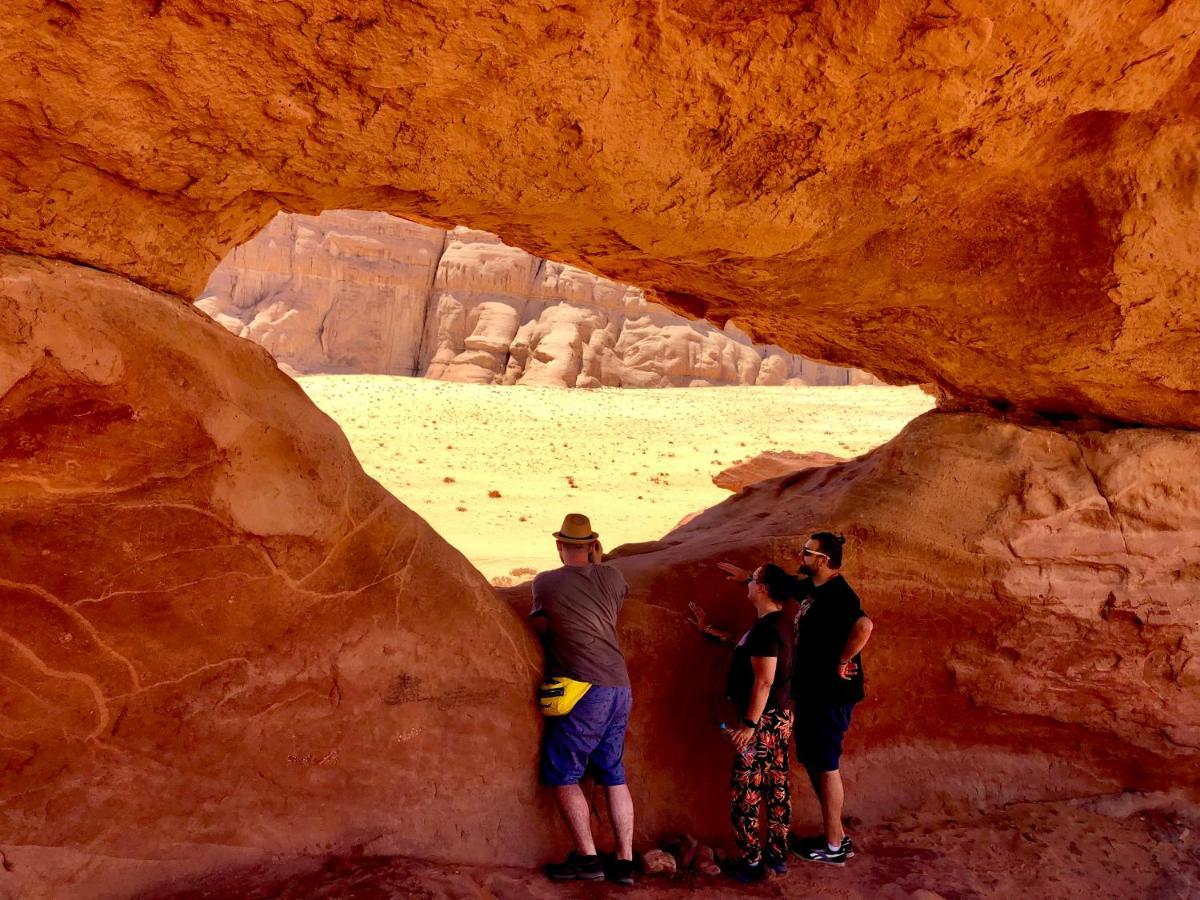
740, 716, 758, 729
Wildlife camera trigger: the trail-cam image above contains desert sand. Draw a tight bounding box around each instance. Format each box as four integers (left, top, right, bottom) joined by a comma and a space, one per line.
297, 376, 934, 581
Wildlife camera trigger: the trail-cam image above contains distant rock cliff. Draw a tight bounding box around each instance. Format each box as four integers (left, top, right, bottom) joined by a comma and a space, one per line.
197, 211, 875, 387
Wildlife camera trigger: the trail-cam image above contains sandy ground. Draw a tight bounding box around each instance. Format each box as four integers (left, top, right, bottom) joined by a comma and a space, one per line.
296, 378, 934, 582
149, 795, 1200, 899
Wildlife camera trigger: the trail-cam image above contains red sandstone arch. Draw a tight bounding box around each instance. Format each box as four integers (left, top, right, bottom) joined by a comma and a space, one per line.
2, 2, 1200, 897
2, 1, 1198, 424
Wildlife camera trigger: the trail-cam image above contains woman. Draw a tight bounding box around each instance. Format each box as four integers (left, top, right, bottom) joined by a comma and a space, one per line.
693, 564, 796, 883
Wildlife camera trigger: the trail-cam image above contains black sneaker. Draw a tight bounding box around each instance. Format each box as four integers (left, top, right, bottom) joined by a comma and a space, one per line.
789, 833, 855, 858
607, 857, 635, 886
800, 842, 848, 866
544, 851, 605, 881
763, 853, 788, 876
728, 859, 766, 883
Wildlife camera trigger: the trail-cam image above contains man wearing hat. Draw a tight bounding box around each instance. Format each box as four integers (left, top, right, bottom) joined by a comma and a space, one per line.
531, 513, 635, 887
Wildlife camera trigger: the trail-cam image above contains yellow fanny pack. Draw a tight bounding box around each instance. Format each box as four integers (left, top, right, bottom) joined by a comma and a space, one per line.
538, 676, 592, 716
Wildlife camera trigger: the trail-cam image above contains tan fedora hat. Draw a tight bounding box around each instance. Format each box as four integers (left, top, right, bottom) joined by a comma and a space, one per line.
553, 513, 599, 544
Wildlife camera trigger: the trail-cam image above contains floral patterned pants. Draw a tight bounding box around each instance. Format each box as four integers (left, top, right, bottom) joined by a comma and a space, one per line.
730, 708, 794, 866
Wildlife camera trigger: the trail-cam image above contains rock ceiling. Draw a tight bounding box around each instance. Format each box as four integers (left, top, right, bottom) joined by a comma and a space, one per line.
2, 1, 1197, 424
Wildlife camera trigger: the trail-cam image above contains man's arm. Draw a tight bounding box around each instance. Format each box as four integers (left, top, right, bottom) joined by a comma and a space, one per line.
837, 615, 873, 680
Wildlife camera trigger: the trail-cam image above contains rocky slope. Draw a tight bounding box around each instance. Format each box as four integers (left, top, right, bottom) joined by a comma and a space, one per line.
198, 211, 872, 387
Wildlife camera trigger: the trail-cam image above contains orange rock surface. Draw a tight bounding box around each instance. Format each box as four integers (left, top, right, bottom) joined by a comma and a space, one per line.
2, 1, 1199, 896
503, 411, 1200, 849
712, 450, 848, 493
0, 255, 555, 898
2, 2, 1198, 423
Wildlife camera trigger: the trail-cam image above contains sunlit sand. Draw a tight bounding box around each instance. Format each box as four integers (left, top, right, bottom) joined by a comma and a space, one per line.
298, 376, 934, 582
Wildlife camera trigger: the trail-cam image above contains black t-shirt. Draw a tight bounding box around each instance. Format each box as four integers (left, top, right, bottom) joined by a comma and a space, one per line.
789, 574, 867, 707
726, 611, 795, 716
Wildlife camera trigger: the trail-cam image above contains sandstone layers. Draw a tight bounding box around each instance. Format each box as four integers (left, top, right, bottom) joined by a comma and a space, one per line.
0, 255, 555, 898
198, 211, 870, 387
591, 413, 1200, 843
1, 0, 1199, 897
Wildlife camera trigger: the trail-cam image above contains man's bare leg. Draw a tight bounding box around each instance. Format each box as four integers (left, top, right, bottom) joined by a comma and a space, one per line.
605, 784, 635, 861
819, 771, 845, 846
807, 768, 823, 799
554, 785, 598, 856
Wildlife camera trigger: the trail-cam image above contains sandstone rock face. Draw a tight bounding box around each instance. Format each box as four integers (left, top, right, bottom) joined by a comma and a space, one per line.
197, 211, 444, 375
2, 2, 1200, 895
0, 254, 554, 900
4, 3, 1195, 427
540, 411, 1199, 847
3, 3, 1197, 424
712, 450, 848, 493
199, 213, 871, 387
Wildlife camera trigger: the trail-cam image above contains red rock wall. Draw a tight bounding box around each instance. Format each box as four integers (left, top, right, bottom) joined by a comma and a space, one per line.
581, 411, 1200, 844
0, 255, 556, 898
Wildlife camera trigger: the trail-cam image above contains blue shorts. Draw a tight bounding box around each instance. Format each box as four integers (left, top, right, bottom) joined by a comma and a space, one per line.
540, 685, 632, 787
795, 703, 855, 774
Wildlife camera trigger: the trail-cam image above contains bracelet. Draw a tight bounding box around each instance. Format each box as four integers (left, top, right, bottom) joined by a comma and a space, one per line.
740, 716, 758, 729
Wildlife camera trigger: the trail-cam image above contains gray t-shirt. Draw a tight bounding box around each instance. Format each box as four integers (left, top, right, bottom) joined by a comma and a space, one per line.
530, 564, 630, 688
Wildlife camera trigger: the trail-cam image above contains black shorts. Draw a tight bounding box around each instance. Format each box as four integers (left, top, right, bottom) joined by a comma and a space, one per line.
794, 703, 855, 774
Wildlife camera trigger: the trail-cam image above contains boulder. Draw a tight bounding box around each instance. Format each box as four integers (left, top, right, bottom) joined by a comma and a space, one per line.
504, 411, 1200, 850
713, 451, 849, 493
0, 255, 555, 899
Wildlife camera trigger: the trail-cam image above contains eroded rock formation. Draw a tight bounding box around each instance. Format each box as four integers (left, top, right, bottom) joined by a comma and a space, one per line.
0, 255, 554, 899
198, 212, 871, 387
585, 411, 1200, 840
3, 2, 1198, 425
1, 1, 1199, 896
198, 211, 443, 377
712, 450, 847, 493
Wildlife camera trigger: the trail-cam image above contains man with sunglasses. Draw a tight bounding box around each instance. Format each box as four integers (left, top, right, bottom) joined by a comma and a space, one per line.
716, 531, 873, 866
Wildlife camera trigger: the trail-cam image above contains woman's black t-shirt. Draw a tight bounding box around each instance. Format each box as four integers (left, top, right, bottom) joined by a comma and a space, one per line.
725, 611, 795, 716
